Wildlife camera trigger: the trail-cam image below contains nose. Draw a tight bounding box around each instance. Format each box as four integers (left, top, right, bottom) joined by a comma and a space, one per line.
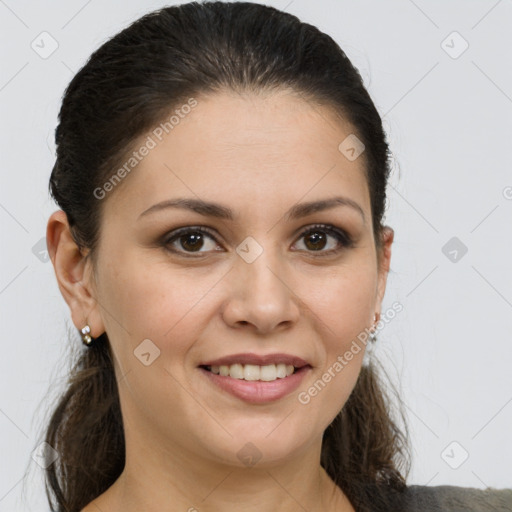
221, 247, 301, 335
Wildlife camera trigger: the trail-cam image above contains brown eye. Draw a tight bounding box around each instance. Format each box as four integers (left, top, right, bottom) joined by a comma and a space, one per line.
163, 227, 221, 255
294, 224, 353, 255
178, 232, 205, 252
303, 230, 328, 251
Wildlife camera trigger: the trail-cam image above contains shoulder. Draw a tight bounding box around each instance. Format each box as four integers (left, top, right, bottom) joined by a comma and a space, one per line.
400, 484, 512, 511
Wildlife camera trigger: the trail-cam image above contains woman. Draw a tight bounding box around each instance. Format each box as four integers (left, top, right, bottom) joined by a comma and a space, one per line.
43, 2, 512, 511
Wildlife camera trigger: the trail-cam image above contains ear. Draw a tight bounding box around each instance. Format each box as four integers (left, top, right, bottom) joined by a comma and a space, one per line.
374, 225, 394, 320
46, 210, 105, 338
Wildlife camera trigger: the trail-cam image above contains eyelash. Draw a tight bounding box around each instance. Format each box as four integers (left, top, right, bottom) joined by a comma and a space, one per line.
161, 223, 354, 258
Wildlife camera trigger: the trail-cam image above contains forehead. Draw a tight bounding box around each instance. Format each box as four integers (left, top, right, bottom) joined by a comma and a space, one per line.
102, 89, 370, 221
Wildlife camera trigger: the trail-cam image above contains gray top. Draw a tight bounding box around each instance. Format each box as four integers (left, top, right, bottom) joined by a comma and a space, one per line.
400, 485, 512, 511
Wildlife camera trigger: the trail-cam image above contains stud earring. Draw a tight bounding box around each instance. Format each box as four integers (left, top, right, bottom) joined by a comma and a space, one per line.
369, 313, 378, 343
363, 313, 379, 368
81, 324, 93, 346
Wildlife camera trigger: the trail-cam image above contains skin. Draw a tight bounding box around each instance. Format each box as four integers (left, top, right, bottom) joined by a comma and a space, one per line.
47, 88, 394, 512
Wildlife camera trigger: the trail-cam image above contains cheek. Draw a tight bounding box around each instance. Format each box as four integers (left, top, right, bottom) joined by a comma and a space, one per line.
96, 255, 221, 352
307, 264, 378, 344
95, 257, 218, 432
296, 272, 375, 430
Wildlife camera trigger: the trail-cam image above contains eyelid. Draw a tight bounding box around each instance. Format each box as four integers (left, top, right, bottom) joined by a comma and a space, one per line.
161, 223, 354, 257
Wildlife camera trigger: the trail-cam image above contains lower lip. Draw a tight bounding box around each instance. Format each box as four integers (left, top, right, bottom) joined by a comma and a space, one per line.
199, 366, 311, 404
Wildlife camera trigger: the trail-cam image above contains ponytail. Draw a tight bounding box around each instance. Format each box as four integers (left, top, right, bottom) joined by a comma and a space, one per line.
44, 334, 124, 511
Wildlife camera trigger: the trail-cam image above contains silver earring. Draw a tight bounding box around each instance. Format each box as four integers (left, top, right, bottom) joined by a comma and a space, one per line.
81, 324, 93, 346
369, 326, 377, 344
363, 314, 378, 367
370, 313, 379, 342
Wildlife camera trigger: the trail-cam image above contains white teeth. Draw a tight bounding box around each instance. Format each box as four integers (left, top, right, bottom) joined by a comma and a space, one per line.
207, 363, 297, 381
230, 363, 244, 379
260, 364, 277, 381
243, 364, 260, 381
276, 364, 287, 379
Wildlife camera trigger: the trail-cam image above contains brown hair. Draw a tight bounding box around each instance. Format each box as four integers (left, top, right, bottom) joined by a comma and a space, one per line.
41, 2, 410, 510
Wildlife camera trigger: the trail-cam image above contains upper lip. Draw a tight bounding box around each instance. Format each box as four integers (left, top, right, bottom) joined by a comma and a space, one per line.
200, 353, 311, 368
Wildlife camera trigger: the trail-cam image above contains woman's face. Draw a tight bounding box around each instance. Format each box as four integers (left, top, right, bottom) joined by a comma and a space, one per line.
86, 89, 392, 468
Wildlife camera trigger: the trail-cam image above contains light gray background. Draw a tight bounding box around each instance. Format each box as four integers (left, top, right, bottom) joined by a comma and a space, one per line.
1, 0, 511, 510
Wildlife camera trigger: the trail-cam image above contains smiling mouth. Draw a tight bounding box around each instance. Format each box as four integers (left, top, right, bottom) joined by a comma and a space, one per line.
200, 363, 306, 382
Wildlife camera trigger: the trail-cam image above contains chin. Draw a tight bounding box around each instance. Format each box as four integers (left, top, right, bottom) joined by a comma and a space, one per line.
202, 423, 316, 469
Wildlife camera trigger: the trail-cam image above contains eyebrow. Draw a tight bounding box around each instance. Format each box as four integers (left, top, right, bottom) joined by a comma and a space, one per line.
138, 196, 366, 223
